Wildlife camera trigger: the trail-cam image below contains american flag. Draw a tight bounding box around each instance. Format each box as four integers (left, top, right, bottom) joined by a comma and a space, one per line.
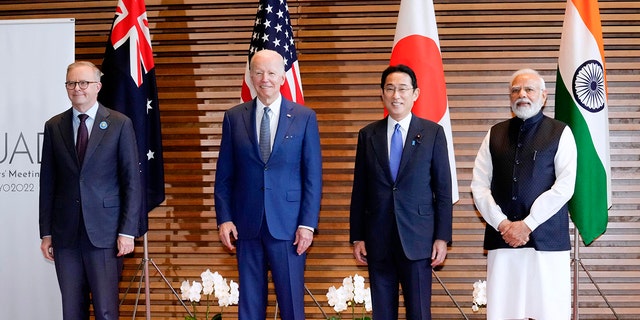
99, 0, 165, 237
241, 0, 304, 104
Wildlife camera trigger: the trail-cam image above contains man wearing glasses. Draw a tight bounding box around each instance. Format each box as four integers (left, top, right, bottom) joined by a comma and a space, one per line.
350, 64, 453, 319
39, 61, 142, 320
471, 69, 576, 319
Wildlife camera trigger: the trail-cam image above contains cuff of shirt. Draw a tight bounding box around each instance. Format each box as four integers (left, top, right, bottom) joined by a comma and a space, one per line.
119, 233, 135, 239
523, 216, 540, 232
298, 225, 314, 232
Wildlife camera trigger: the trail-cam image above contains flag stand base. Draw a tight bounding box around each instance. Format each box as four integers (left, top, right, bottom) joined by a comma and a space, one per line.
120, 233, 193, 319
572, 228, 619, 319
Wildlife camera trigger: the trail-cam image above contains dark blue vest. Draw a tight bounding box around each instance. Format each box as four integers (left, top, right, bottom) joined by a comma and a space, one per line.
484, 112, 571, 251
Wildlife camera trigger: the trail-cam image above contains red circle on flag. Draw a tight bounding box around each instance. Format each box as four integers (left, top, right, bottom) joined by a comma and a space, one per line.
390, 35, 447, 122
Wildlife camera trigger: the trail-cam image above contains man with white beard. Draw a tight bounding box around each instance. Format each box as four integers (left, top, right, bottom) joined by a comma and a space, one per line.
471, 69, 577, 319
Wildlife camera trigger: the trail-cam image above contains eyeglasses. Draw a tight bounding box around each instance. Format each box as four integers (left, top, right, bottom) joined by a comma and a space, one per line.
65, 81, 98, 90
383, 86, 414, 96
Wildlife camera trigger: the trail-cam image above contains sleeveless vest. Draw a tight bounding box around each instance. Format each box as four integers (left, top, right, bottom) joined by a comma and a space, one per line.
484, 112, 571, 251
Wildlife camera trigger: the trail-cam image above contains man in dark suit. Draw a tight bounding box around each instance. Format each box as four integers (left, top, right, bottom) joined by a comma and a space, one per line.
39, 61, 142, 320
214, 49, 322, 320
350, 65, 453, 320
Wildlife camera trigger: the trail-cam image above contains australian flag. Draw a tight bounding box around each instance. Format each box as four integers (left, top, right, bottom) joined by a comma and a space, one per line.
241, 0, 305, 104
98, 0, 165, 237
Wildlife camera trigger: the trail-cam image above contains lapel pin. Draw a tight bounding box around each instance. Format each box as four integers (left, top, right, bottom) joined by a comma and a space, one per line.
99, 121, 108, 129
412, 133, 422, 145
287, 114, 292, 118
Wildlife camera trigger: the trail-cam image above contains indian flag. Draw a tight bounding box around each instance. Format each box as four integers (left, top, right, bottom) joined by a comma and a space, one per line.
555, 0, 611, 245
389, 0, 459, 203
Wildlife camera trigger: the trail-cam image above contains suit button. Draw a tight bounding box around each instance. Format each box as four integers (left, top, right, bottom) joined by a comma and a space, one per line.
264, 166, 268, 171
392, 187, 398, 191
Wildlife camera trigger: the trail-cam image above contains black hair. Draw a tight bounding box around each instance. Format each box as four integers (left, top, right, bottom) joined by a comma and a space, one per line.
380, 64, 418, 89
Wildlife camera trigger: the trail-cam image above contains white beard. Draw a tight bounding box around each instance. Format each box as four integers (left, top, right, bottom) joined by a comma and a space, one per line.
512, 98, 543, 120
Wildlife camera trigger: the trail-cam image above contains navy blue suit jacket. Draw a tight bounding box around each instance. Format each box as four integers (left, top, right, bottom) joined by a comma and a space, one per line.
350, 115, 453, 261
39, 105, 142, 248
214, 98, 322, 240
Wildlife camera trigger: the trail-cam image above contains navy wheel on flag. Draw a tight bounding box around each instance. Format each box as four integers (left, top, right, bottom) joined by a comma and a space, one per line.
572, 59, 606, 113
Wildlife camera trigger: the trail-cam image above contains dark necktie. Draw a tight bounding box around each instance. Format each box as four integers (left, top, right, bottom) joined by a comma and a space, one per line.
389, 123, 403, 181
76, 114, 89, 165
259, 107, 271, 162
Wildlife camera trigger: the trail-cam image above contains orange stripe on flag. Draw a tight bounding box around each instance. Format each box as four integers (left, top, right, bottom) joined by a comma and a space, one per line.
571, 0, 606, 61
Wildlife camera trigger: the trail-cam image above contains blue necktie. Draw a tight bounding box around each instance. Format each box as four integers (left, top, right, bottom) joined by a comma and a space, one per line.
389, 123, 403, 181
259, 107, 271, 162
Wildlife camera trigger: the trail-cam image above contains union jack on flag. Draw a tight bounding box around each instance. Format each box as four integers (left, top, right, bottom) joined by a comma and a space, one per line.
241, 0, 304, 104
110, 0, 154, 87
99, 0, 165, 237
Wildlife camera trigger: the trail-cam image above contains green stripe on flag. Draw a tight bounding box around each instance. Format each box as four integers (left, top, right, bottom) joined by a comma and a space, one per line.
555, 70, 608, 245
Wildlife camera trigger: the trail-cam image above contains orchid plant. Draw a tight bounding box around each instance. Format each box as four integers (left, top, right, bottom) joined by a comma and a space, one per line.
326, 274, 372, 320
471, 279, 487, 312
180, 269, 239, 320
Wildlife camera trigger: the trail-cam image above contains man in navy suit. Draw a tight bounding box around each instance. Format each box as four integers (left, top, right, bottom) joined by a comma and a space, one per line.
39, 61, 142, 320
214, 49, 322, 320
350, 65, 453, 320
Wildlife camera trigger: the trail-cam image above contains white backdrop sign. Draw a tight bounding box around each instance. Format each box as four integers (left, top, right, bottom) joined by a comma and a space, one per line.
0, 18, 74, 319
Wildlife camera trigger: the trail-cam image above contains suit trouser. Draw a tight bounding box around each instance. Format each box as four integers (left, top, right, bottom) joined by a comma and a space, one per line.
236, 221, 306, 320
53, 220, 122, 320
367, 227, 433, 320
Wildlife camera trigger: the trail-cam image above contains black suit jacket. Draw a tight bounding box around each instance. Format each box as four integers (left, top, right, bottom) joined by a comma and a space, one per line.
39, 104, 142, 248
350, 115, 453, 261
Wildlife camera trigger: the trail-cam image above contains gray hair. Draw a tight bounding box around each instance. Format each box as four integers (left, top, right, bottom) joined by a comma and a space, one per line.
67, 61, 102, 81
511, 68, 546, 90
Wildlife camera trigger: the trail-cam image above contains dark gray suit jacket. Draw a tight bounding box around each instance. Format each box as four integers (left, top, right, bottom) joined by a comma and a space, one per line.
39, 104, 142, 249
350, 114, 453, 261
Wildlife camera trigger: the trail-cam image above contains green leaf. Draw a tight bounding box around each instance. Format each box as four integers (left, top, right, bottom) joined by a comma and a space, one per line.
211, 313, 223, 320
184, 316, 197, 320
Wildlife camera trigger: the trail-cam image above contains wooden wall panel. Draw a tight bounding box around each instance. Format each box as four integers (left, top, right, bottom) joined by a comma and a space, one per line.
1, 0, 638, 319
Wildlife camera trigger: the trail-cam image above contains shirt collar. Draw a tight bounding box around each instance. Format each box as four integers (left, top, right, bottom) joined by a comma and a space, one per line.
388, 113, 412, 132
256, 95, 282, 119
72, 102, 99, 120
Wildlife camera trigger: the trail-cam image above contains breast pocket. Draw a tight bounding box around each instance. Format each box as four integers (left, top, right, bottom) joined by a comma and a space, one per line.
281, 134, 303, 164
532, 150, 555, 178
